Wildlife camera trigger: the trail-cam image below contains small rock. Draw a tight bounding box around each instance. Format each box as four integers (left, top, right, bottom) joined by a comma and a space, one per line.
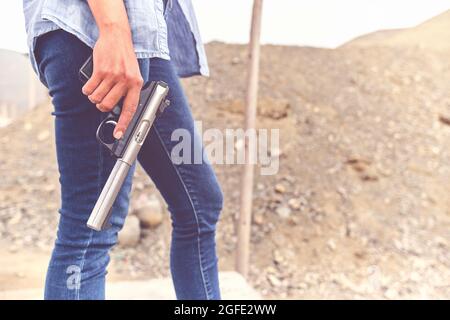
430, 146, 440, 155
267, 274, 282, 287
276, 206, 291, 219
265, 266, 277, 274
273, 250, 284, 265
118, 215, 141, 247
346, 158, 379, 181
231, 57, 241, 65
434, 236, 447, 248
37, 130, 50, 141
34, 170, 45, 178
439, 114, 450, 126
7, 212, 22, 226
8, 245, 19, 253
258, 98, 290, 119
134, 197, 163, 228
297, 282, 309, 290
253, 214, 264, 225
275, 184, 286, 194
287, 216, 299, 226
43, 184, 55, 193
288, 198, 301, 210
346, 158, 370, 172
384, 287, 398, 300
327, 239, 336, 251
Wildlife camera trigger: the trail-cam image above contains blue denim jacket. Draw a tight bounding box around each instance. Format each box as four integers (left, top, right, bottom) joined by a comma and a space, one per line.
22, 0, 209, 78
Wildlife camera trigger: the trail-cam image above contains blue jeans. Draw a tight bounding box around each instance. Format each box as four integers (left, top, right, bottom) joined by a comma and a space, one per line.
34, 30, 223, 300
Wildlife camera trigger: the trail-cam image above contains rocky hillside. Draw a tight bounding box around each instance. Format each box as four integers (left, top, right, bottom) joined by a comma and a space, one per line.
1, 12, 450, 299
344, 10, 450, 50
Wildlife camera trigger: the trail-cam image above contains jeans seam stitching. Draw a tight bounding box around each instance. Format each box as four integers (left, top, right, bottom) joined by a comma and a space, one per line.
153, 126, 212, 300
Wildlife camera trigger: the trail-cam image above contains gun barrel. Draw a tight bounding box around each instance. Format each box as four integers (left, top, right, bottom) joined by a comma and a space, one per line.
87, 159, 131, 231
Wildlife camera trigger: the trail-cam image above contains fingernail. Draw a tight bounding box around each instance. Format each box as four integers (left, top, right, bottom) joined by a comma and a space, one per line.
114, 131, 123, 139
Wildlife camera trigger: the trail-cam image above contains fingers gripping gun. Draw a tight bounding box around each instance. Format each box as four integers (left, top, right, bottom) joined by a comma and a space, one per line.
79, 56, 170, 231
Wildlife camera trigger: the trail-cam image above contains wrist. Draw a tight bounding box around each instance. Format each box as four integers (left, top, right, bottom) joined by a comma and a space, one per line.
87, 0, 132, 39
98, 22, 131, 39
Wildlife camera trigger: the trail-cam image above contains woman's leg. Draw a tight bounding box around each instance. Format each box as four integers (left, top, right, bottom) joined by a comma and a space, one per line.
35, 30, 149, 299
137, 58, 224, 300
35, 29, 223, 300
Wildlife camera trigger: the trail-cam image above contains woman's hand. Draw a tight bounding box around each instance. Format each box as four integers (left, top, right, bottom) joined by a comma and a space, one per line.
82, 0, 143, 139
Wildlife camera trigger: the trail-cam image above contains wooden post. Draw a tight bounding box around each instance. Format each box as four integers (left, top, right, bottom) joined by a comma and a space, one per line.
236, 0, 263, 278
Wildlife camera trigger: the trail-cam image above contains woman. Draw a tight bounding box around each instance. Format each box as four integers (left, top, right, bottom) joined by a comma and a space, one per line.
22, 0, 223, 300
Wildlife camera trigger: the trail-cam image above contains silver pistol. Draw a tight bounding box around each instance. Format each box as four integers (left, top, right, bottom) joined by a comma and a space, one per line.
79, 56, 170, 231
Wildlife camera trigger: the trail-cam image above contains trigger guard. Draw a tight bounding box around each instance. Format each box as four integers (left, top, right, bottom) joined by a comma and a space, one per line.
96, 117, 118, 152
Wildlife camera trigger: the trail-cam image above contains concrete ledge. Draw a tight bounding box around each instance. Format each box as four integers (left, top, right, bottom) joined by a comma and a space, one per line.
0, 271, 261, 300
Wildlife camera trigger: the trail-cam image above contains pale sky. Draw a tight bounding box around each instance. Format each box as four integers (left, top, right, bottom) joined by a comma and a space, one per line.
1, 0, 450, 53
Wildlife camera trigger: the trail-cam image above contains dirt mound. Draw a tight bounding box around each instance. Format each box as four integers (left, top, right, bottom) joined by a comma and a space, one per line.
344, 10, 450, 50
